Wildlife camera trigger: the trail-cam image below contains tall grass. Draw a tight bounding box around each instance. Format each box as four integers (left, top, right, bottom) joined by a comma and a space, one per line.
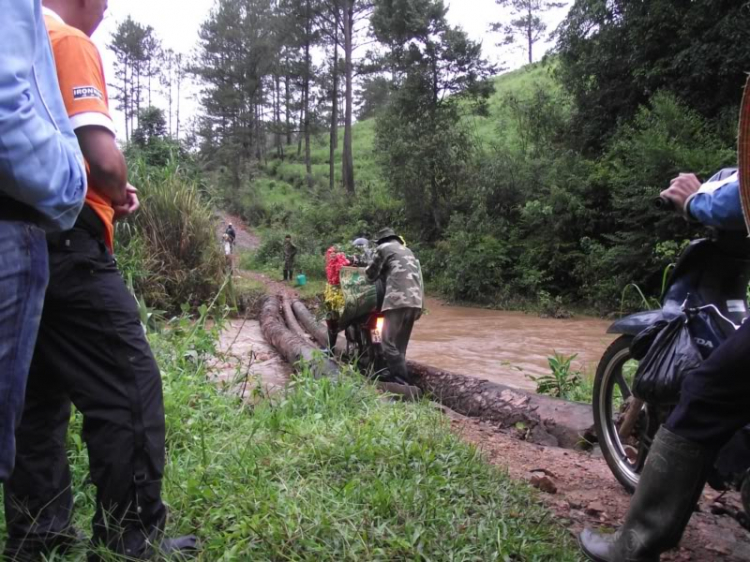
0, 317, 581, 560
116, 156, 225, 312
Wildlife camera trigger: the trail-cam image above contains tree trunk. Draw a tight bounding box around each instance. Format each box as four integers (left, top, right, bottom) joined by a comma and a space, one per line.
285, 60, 292, 148
291, 299, 346, 354
176, 54, 182, 141
275, 73, 283, 158
405, 361, 594, 449
341, 0, 355, 194
136, 67, 141, 129
124, 58, 130, 142
329, 29, 340, 191
527, 5, 533, 64
260, 296, 339, 379
304, 3, 313, 190
297, 106, 304, 157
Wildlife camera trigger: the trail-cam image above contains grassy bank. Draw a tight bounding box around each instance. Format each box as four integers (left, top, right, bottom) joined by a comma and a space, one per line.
0, 316, 580, 560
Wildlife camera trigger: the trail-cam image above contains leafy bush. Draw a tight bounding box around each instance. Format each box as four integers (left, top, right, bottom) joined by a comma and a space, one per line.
116, 157, 225, 312
529, 352, 591, 403
253, 231, 286, 267
437, 215, 510, 303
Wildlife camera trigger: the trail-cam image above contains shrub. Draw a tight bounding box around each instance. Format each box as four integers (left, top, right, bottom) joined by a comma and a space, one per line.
438, 215, 510, 303
116, 159, 225, 313
529, 352, 591, 403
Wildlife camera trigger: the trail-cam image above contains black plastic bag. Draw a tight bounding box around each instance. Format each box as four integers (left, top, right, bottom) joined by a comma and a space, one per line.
632, 314, 703, 404
630, 320, 668, 360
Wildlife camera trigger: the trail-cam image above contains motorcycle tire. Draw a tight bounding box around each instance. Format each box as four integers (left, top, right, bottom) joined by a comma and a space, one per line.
593, 334, 650, 493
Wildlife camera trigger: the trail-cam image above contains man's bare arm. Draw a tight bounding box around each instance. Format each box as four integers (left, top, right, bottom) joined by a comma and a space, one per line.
75, 126, 127, 205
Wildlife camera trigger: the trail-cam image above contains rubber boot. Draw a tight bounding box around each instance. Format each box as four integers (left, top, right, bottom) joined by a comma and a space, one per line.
579, 427, 712, 562
86, 535, 199, 562
3, 527, 86, 562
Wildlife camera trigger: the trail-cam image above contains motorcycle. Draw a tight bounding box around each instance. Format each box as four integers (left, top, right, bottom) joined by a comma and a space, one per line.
593, 168, 750, 527
344, 310, 390, 379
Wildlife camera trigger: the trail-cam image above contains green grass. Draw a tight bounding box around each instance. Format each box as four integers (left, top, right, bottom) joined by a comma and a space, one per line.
0, 316, 582, 560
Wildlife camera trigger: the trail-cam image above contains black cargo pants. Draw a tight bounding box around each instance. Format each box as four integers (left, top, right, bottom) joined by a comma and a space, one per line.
381, 307, 420, 384
3, 228, 167, 559
666, 317, 750, 450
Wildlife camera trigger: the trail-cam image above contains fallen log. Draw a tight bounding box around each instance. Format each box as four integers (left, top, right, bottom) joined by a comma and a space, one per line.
291, 299, 346, 355
291, 299, 328, 344
260, 296, 339, 379
282, 295, 310, 340
407, 361, 594, 449
288, 299, 593, 449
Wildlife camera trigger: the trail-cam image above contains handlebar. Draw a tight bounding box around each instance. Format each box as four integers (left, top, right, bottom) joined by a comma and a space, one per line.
654, 196, 676, 211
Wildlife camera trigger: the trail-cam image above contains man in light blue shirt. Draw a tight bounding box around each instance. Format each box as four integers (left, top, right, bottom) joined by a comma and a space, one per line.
0, 0, 86, 484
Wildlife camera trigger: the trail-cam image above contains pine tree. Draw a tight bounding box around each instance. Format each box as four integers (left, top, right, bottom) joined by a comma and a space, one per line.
490, 0, 565, 65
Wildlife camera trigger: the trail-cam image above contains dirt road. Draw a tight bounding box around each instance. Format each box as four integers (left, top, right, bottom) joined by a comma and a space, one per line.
453, 413, 749, 561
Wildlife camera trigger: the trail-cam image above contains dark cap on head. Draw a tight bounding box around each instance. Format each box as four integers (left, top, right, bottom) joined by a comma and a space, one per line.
374, 227, 398, 244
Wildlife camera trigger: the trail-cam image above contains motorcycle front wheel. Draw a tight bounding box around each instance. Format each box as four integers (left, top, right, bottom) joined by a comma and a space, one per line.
593, 335, 658, 493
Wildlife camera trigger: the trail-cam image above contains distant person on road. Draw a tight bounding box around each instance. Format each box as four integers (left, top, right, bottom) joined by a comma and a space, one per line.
283, 234, 297, 281
366, 228, 424, 385
2, 1, 197, 560
0, 0, 87, 487
225, 222, 236, 244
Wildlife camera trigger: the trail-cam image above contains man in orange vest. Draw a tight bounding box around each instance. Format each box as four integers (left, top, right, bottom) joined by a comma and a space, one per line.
2, 1, 197, 560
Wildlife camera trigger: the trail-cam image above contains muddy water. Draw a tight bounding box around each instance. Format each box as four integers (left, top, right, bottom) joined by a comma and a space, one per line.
408, 298, 616, 392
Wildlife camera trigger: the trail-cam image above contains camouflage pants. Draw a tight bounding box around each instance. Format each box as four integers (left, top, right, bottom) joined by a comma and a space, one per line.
381, 307, 420, 384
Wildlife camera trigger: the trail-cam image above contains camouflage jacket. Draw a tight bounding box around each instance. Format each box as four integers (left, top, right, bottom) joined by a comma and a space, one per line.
283, 240, 297, 267
365, 241, 424, 311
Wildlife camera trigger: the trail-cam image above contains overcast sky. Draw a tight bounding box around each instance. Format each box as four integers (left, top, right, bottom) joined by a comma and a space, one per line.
91, 0, 571, 139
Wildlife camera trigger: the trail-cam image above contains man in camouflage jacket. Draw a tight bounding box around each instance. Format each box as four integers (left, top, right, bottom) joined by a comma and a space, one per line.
283, 234, 297, 281
366, 228, 424, 384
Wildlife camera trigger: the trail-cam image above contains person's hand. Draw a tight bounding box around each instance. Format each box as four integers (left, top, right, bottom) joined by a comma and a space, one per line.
660, 173, 701, 212
113, 184, 140, 220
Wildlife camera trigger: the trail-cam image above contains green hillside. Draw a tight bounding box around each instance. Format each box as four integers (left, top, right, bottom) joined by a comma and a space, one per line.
263, 62, 560, 199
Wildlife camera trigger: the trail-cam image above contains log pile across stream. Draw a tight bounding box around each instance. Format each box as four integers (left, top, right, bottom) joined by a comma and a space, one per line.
259, 296, 338, 379
260, 296, 595, 450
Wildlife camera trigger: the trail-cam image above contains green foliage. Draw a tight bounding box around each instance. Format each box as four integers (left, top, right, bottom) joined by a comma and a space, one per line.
556, 0, 750, 151
0, 317, 581, 560
434, 215, 510, 303
116, 156, 225, 312
530, 352, 591, 403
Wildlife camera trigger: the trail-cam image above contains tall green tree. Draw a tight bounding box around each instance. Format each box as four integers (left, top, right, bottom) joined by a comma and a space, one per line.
372, 0, 494, 237
192, 0, 278, 191
490, 0, 565, 64
556, 0, 750, 152
109, 18, 161, 141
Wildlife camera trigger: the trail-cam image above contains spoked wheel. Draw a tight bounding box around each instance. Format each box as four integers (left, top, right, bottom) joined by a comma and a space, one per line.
593, 335, 659, 493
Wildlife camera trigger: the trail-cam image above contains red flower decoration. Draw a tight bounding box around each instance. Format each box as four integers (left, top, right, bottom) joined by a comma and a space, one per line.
325, 246, 351, 286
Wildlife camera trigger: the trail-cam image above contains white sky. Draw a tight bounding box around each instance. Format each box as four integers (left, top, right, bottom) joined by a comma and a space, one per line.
91, 0, 571, 139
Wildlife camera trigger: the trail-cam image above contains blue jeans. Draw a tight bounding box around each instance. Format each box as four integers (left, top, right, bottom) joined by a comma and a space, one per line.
0, 221, 48, 482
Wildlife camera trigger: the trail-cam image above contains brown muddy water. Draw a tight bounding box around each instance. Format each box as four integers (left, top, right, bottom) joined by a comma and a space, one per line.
408, 298, 617, 392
